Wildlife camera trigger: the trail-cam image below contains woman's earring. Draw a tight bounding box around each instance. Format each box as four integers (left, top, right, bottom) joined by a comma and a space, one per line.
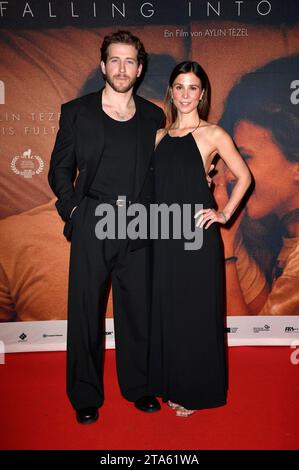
170, 96, 173, 103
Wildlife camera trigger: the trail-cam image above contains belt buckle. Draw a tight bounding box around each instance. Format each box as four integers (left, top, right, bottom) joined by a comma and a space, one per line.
116, 198, 125, 207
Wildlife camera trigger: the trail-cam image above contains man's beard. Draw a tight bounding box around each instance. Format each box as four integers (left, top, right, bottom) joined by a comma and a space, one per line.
105, 73, 138, 93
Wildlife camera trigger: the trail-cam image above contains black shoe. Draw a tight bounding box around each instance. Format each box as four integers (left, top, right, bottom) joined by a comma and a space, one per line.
134, 396, 161, 413
76, 407, 99, 424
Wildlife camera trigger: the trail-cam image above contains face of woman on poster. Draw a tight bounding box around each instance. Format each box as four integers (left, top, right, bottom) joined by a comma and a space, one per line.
171, 72, 204, 115
226, 119, 298, 220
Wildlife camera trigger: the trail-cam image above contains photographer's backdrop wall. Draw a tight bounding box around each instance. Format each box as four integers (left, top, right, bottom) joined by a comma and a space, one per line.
0, 0, 299, 351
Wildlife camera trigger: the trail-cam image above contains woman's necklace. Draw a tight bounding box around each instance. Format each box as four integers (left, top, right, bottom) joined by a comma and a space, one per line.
169, 119, 201, 135
191, 119, 201, 133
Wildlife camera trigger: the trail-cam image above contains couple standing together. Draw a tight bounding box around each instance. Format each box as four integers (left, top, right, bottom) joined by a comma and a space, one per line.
48, 30, 251, 422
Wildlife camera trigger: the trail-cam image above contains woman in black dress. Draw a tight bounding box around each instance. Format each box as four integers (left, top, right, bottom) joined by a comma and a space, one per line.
149, 61, 252, 416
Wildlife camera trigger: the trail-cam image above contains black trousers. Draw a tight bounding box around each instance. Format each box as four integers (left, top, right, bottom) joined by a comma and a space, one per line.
67, 195, 151, 410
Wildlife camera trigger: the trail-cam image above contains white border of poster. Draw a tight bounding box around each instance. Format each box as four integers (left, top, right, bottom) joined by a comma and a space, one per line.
0, 319, 115, 353
1, 317, 299, 353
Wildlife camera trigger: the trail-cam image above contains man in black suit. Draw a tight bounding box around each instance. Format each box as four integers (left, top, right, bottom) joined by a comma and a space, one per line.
48, 31, 164, 424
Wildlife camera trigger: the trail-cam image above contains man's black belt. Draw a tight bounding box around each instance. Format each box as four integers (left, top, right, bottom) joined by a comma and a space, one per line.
86, 191, 132, 206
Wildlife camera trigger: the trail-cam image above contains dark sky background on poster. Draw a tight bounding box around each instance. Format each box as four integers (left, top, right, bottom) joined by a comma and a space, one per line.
0, 0, 298, 28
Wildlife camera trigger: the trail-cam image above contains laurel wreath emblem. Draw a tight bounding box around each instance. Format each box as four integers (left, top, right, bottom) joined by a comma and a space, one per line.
11, 152, 44, 178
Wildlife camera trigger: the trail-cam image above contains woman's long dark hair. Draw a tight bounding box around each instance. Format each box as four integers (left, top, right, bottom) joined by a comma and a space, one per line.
165, 61, 211, 128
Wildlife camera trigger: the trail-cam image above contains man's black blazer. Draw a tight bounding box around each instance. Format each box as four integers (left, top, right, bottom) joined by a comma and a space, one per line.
48, 89, 165, 244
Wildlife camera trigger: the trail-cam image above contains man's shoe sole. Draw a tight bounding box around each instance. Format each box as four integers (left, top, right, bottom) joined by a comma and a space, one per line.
134, 403, 161, 413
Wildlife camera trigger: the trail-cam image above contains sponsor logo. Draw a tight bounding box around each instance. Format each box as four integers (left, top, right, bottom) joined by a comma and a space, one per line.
11, 149, 44, 178
225, 327, 238, 333
285, 326, 299, 333
253, 324, 271, 333
42, 334, 64, 338
18, 332, 27, 341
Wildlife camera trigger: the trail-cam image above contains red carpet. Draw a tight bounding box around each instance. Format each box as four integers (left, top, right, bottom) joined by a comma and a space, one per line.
1, 347, 298, 450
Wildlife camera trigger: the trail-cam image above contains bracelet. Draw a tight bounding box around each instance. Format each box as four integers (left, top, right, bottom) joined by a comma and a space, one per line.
220, 211, 228, 223
225, 256, 238, 263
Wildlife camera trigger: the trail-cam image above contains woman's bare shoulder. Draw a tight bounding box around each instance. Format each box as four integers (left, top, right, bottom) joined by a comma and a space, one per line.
195, 122, 228, 140
155, 128, 167, 147
156, 128, 167, 137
